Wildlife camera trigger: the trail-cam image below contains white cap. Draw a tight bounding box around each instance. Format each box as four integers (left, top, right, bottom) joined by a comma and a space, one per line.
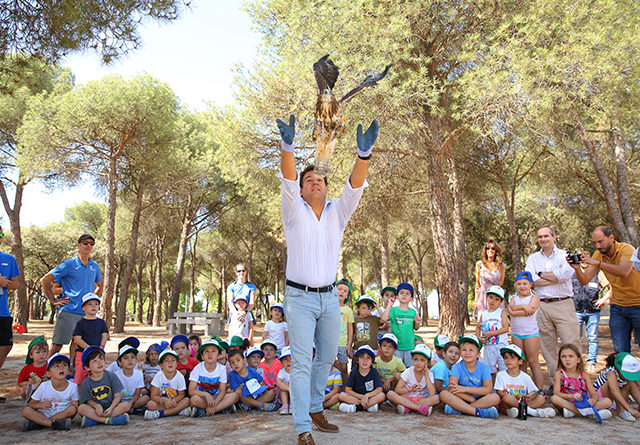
410, 343, 432, 360
81, 292, 101, 306
487, 285, 505, 300
279, 346, 291, 359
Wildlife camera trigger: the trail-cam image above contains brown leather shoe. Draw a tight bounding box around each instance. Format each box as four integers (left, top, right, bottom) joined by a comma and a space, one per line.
298, 432, 316, 445
309, 410, 339, 433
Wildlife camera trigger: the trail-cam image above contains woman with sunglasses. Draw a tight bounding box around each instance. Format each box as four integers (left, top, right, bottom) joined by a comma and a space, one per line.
473, 241, 506, 318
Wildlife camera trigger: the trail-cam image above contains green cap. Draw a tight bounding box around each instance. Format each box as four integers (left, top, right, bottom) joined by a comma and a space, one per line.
380, 286, 396, 296
336, 278, 352, 296
614, 352, 640, 381
500, 344, 525, 361
459, 334, 482, 351
26, 335, 47, 364
213, 337, 230, 352
230, 336, 244, 347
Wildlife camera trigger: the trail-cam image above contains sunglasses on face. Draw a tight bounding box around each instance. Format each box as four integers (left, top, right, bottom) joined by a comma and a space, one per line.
236, 270, 246, 273
485, 246, 495, 251
82, 241, 95, 246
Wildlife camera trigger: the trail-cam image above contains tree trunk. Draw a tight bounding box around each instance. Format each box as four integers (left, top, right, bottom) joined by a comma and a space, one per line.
423, 123, 463, 338
114, 183, 145, 332
147, 252, 155, 324
612, 113, 639, 245
572, 112, 629, 242
380, 217, 390, 288
153, 236, 164, 327
0, 178, 29, 330
188, 233, 198, 313
495, 159, 523, 272
102, 155, 120, 328
169, 205, 192, 319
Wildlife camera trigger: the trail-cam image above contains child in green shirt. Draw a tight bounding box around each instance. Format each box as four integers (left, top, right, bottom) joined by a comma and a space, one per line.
381, 282, 422, 367
334, 279, 354, 389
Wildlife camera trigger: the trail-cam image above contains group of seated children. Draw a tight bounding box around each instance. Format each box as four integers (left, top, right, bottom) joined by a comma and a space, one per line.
18, 282, 640, 431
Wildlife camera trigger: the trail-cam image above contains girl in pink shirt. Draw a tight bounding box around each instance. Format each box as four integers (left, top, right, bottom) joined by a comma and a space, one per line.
259, 340, 282, 388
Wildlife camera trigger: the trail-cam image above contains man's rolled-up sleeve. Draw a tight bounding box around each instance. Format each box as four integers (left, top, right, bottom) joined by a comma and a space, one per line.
278, 170, 302, 225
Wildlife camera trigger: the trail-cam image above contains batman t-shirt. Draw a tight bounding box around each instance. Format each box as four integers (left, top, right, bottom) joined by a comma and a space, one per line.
80, 370, 124, 409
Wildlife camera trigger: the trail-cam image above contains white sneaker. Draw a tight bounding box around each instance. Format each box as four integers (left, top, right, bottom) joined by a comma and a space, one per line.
618, 410, 636, 422
598, 409, 612, 420
338, 403, 356, 413
532, 407, 556, 418
179, 407, 193, 417
506, 407, 518, 418
563, 408, 576, 418
144, 410, 160, 420
366, 404, 379, 413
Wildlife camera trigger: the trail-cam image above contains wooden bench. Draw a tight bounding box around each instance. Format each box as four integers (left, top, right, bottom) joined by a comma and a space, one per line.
167, 312, 225, 337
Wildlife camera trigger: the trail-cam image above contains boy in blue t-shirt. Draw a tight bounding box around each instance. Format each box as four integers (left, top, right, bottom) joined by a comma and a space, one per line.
227, 350, 276, 411
439, 334, 500, 418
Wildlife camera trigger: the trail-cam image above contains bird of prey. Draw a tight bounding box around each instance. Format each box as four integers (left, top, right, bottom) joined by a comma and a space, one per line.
312, 55, 390, 176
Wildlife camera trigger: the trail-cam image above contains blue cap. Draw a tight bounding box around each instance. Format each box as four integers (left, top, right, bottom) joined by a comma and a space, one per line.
241, 378, 268, 398
515, 271, 534, 283
171, 334, 189, 348
81, 345, 103, 368
245, 346, 264, 359
354, 345, 376, 359
118, 336, 140, 350
47, 353, 71, 371
271, 303, 284, 313
396, 282, 414, 297
378, 333, 398, 349
81, 292, 101, 306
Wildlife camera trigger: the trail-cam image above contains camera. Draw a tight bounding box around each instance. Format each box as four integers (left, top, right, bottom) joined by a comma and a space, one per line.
566, 252, 582, 265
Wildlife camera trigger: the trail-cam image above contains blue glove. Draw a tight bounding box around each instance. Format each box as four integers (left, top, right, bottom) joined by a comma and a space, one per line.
276, 114, 296, 151
356, 119, 379, 159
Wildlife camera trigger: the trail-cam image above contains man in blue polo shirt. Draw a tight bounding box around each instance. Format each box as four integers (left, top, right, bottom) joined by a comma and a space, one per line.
0, 225, 20, 374
40, 234, 103, 357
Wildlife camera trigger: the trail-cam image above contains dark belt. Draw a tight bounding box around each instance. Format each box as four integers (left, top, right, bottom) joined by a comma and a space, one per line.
540, 297, 571, 303
286, 279, 335, 293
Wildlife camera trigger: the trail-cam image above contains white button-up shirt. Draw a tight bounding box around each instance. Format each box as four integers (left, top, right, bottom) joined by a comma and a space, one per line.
525, 245, 574, 299
279, 171, 367, 288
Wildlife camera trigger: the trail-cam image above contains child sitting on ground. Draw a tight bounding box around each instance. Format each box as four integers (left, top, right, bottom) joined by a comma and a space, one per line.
381, 282, 422, 367
263, 303, 288, 351
440, 334, 500, 418
171, 334, 199, 383
335, 279, 354, 390
18, 335, 49, 400
73, 293, 109, 385
21, 353, 78, 431
550, 343, 612, 421
592, 352, 640, 422
338, 345, 386, 413
387, 344, 440, 416
189, 335, 202, 359
353, 295, 381, 351
141, 343, 163, 393
113, 345, 149, 414
106, 336, 140, 373
259, 340, 282, 388
276, 346, 292, 415
189, 339, 238, 417
431, 341, 460, 394
374, 333, 406, 394
323, 364, 343, 410
245, 346, 264, 375
144, 349, 192, 419
228, 349, 277, 411
476, 285, 509, 378
431, 334, 449, 365
78, 346, 130, 427
494, 344, 555, 418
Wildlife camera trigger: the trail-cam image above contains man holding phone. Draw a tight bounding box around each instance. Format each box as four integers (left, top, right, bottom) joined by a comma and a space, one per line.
41, 234, 103, 358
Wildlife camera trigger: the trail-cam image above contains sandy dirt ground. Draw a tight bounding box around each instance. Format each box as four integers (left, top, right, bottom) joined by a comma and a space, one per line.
1, 319, 639, 444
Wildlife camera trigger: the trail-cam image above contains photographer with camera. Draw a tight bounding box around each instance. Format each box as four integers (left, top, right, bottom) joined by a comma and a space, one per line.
572, 226, 640, 354
525, 225, 580, 382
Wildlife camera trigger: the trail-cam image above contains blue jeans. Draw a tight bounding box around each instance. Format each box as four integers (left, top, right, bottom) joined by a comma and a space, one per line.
609, 304, 640, 353
284, 285, 340, 434
576, 311, 600, 364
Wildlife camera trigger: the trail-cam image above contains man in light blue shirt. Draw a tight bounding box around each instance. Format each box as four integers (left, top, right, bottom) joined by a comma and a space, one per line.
41, 234, 103, 357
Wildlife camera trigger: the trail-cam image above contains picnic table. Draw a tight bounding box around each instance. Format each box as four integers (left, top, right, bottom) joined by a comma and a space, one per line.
167, 312, 225, 337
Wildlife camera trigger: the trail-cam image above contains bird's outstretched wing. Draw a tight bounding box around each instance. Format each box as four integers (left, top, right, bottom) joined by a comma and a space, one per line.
313, 55, 339, 92
339, 64, 391, 104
